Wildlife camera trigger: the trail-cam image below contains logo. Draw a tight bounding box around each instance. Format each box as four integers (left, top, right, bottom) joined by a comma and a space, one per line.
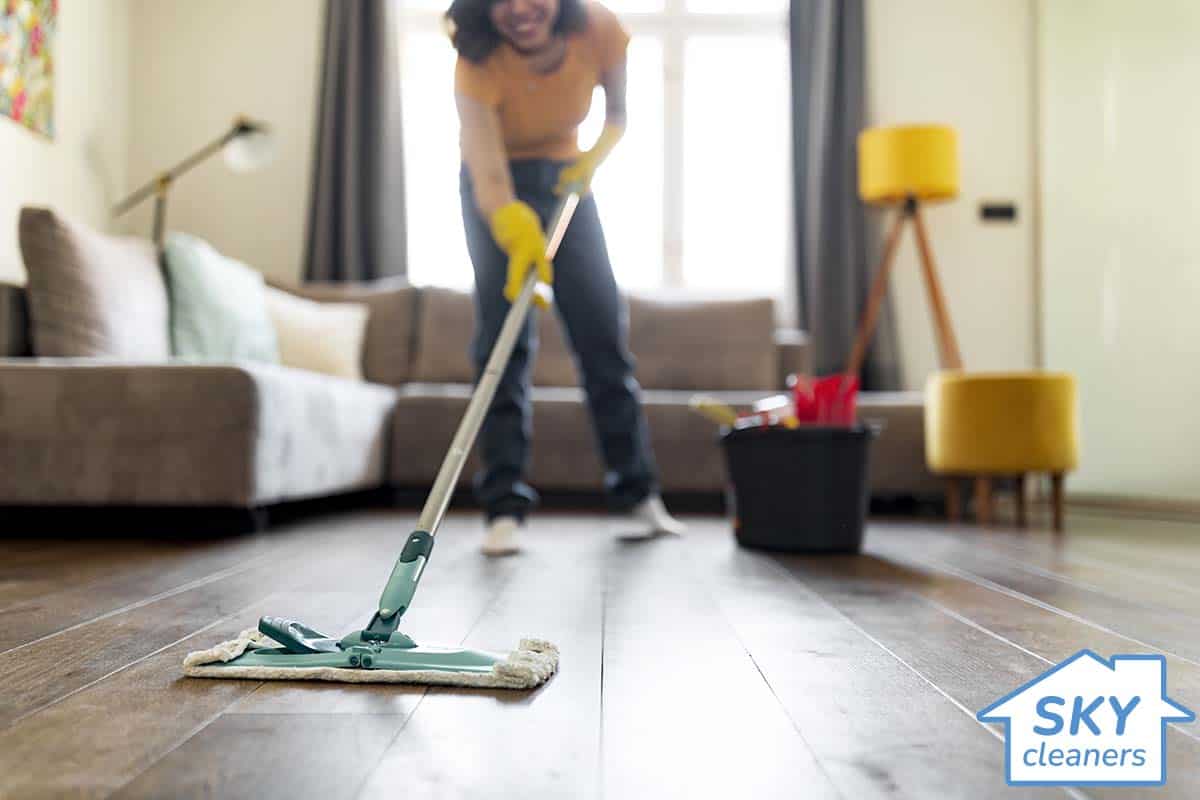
977, 650, 1194, 786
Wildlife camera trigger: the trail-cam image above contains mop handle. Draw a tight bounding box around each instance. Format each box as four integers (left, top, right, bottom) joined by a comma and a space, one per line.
415, 189, 582, 536
366, 188, 582, 633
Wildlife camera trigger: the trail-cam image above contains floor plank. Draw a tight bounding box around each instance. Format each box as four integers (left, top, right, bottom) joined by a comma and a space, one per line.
0, 515, 475, 799
681, 530, 1062, 800
0, 533, 276, 652
0, 540, 167, 608
876, 523, 1200, 620
357, 518, 607, 800
0, 522, 358, 727
598, 528, 840, 800
866, 526, 1200, 663
115, 715, 408, 800
833, 549, 1200, 796
778, 546, 1198, 800
1, 510, 1197, 799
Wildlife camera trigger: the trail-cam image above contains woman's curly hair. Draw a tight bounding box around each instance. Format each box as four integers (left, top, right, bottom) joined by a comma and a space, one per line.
446, 0, 588, 64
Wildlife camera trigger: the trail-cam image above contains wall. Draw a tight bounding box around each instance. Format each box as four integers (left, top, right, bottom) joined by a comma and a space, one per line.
864, 0, 1036, 389
124, 0, 324, 283
0, 0, 131, 284
1039, 1, 1200, 503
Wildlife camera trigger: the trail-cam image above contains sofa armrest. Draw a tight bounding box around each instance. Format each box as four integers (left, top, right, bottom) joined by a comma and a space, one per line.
0, 360, 396, 507
776, 328, 812, 388
267, 277, 418, 386
0, 361, 262, 506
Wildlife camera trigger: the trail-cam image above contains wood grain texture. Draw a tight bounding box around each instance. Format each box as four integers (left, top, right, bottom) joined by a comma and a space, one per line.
0, 516, 475, 799
358, 519, 606, 800
682, 531, 1061, 800
598, 533, 839, 800
0, 534, 276, 652
114, 714, 408, 800
0, 510, 1196, 800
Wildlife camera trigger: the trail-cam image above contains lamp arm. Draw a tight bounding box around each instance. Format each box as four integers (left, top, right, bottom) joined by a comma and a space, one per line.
112, 128, 239, 217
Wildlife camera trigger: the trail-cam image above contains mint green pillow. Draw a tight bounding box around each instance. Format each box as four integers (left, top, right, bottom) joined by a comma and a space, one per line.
163, 233, 279, 362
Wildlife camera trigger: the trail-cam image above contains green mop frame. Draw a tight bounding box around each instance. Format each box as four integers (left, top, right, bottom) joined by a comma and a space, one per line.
204, 187, 583, 676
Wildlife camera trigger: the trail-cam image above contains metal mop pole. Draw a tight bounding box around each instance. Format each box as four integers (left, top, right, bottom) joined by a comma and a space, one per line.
361, 188, 582, 641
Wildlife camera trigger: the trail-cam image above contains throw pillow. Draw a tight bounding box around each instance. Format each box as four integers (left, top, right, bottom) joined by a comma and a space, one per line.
19, 207, 170, 359
162, 233, 280, 363
264, 286, 369, 381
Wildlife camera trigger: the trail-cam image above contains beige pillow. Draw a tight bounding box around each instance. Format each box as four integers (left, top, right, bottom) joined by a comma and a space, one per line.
19, 207, 169, 359
264, 286, 369, 380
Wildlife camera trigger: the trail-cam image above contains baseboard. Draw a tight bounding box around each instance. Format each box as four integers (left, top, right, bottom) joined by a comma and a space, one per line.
1061, 493, 1200, 523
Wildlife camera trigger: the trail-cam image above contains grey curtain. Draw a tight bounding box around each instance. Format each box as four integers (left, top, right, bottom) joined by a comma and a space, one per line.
305, 0, 407, 282
790, 0, 900, 389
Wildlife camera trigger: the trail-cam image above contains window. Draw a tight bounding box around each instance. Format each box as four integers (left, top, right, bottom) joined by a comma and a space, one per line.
398, 1, 789, 295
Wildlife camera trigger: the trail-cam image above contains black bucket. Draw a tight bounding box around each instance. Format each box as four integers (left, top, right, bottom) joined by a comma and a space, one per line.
720, 423, 880, 553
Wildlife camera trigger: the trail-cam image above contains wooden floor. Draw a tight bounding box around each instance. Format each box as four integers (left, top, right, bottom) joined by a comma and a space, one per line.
1, 507, 1198, 799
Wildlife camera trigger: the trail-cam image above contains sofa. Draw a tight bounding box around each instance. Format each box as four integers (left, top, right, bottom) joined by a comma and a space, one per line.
0, 210, 940, 522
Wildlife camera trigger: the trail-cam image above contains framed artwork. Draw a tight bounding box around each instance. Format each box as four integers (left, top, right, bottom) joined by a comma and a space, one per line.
0, 0, 55, 138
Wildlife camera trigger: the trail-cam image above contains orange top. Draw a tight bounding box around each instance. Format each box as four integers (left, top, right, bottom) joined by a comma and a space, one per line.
454, 1, 630, 161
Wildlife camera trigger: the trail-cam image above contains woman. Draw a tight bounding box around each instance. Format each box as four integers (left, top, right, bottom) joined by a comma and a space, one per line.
448, 0, 685, 555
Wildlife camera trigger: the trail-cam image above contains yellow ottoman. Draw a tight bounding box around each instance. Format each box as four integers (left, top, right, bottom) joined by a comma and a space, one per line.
925, 371, 1079, 530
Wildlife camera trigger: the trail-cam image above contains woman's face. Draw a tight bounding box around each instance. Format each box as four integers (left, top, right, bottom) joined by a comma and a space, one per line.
489, 0, 560, 53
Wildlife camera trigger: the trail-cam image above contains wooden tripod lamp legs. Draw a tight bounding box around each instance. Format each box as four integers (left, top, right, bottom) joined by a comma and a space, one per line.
910, 204, 964, 371
845, 197, 964, 378
845, 206, 907, 377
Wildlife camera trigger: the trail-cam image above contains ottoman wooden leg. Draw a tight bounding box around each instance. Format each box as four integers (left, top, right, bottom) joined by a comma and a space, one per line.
974, 477, 994, 526
1015, 473, 1028, 529
946, 478, 963, 523
1051, 473, 1065, 532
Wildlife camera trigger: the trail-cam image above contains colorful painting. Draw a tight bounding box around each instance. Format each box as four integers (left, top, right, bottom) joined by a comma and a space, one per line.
0, 0, 55, 138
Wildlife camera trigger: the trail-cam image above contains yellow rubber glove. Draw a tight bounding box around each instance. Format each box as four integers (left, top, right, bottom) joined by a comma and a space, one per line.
489, 201, 552, 308
555, 123, 624, 196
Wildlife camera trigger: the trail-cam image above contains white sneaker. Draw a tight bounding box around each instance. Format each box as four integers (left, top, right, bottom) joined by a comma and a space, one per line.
627, 495, 687, 537
481, 515, 522, 557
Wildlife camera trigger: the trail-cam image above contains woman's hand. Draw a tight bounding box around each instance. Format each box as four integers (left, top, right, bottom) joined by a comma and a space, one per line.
490, 201, 553, 308
555, 123, 624, 196
555, 149, 603, 196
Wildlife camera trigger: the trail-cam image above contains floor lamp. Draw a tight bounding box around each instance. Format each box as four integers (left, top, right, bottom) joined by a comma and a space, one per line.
112, 116, 275, 248
845, 124, 964, 378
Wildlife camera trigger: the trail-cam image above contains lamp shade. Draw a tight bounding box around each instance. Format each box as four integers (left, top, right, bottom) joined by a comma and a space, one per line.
223, 124, 276, 173
858, 124, 959, 205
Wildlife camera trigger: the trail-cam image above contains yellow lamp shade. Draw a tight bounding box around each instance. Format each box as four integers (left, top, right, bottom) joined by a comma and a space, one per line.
925, 371, 1079, 475
859, 124, 959, 205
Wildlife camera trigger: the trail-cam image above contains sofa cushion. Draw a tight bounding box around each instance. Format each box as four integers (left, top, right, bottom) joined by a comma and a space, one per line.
857, 391, 942, 495
411, 286, 476, 383
391, 383, 768, 492
405, 286, 780, 390
264, 287, 368, 380
0, 283, 30, 357
0, 361, 395, 506
163, 233, 280, 363
390, 384, 939, 497
280, 277, 418, 386
19, 207, 169, 359
627, 294, 777, 391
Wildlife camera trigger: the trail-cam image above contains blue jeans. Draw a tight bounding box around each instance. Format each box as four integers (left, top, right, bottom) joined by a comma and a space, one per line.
460, 160, 659, 520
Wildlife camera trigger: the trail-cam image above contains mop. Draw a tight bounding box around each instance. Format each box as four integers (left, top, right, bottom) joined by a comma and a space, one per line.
182, 189, 584, 690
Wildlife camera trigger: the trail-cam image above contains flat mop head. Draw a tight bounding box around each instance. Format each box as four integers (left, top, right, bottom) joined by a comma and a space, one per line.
183, 618, 558, 690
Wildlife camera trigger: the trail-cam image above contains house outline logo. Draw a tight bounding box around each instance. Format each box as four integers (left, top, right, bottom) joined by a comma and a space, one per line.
977, 649, 1194, 787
